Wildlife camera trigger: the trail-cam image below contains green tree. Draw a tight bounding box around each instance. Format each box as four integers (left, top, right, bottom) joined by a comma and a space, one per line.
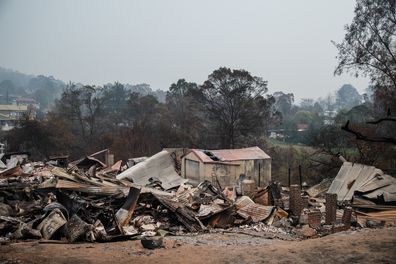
335, 84, 362, 110
102, 82, 129, 125
196, 67, 274, 148
273, 91, 294, 117
28, 75, 64, 110
166, 79, 200, 146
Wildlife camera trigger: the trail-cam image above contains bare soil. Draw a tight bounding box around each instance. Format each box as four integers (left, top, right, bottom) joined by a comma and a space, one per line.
1, 227, 395, 264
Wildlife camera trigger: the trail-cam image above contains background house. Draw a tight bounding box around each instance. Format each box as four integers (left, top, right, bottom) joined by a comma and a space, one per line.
15, 98, 39, 109
0, 113, 16, 131
0, 104, 36, 131
181, 146, 271, 188
0, 104, 28, 118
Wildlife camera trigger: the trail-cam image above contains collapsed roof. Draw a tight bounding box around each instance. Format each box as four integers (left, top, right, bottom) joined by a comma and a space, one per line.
116, 150, 187, 190
190, 146, 270, 163
327, 162, 396, 203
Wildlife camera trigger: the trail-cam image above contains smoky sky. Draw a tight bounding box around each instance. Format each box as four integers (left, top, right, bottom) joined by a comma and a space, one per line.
0, 0, 369, 100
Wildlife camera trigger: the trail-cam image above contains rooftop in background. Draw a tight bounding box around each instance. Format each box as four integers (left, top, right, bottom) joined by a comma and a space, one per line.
16, 98, 37, 103
0, 105, 28, 111
297, 123, 309, 132
191, 146, 270, 163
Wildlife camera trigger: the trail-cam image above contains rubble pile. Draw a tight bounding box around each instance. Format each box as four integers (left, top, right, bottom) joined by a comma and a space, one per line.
327, 161, 396, 228
0, 150, 395, 244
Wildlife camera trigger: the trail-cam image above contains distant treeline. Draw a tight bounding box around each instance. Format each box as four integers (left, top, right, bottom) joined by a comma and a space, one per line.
1, 66, 395, 177
0, 67, 166, 112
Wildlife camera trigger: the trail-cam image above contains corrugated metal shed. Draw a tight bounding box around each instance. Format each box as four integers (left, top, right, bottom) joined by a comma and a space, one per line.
191, 146, 270, 163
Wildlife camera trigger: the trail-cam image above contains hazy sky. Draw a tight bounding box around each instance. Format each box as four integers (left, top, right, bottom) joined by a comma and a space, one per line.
0, 0, 369, 100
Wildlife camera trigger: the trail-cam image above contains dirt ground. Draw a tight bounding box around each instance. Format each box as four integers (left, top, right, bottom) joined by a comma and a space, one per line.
0, 227, 395, 264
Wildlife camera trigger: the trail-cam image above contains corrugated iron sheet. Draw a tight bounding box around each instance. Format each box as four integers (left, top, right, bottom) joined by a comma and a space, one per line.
306, 178, 333, 198
191, 146, 270, 163
328, 162, 396, 203
362, 184, 396, 201
355, 209, 396, 226
235, 196, 274, 222
117, 150, 187, 190
358, 174, 396, 193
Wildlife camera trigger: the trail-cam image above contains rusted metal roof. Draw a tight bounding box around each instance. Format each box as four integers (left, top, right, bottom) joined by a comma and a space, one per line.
235, 196, 274, 222
190, 146, 270, 163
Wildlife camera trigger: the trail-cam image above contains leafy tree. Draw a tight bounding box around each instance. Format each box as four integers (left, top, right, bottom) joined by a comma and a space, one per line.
333, 0, 396, 111
126, 93, 159, 122
0, 66, 32, 88
335, 84, 362, 110
4, 114, 74, 159
28, 75, 64, 110
273, 91, 294, 117
166, 79, 200, 146
110, 93, 172, 158
300, 98, 314, 110
317, 94, 336, 112
102, 82, 129, 124
334, 0, 396, 153
282, 110, 323, 144
54, 84, 104, 146
196, 67, 274, 148
335, 104, 373, 124
293, 111, 322, 125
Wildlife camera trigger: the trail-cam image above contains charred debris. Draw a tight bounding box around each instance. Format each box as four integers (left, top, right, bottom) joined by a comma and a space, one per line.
0, 148, 395, 245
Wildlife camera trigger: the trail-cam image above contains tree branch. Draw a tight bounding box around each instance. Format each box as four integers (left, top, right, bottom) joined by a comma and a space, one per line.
367, 108, 396, 124
367, 117, 396, 124
365, 6, 396, 63
341, 120, 396, 145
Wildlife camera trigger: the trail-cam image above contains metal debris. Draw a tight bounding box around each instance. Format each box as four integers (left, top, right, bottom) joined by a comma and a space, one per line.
0, 149, 393, 245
